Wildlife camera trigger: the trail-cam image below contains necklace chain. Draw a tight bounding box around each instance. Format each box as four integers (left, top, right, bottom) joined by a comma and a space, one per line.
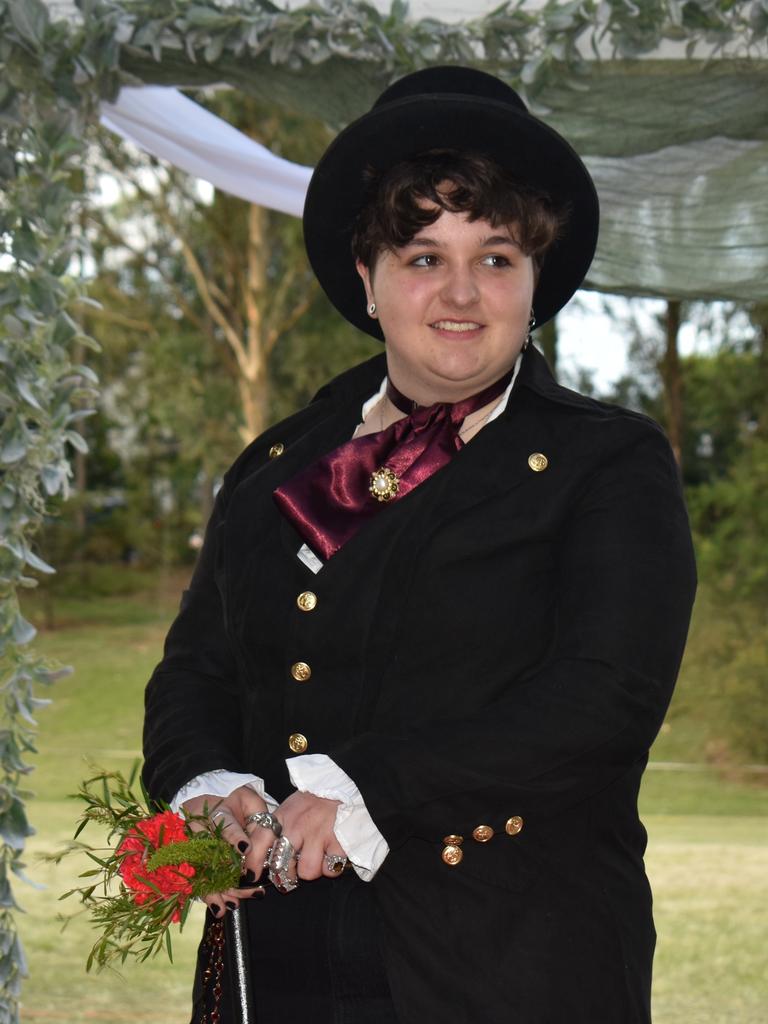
458, 404, 495, 439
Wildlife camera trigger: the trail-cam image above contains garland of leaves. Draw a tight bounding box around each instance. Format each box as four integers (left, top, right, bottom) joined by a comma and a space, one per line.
96, 0, 766, 79
0, 2, 106, 1018
0, 0, 763, 1019
103, 0, 767, 123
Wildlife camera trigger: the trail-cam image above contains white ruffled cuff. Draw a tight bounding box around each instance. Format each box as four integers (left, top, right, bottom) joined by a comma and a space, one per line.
170, 769, 278, 814
287, 753, 389, 882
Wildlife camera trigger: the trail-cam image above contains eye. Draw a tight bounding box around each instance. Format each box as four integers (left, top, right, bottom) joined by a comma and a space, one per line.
481, 253, 511, 268
410, 253, 440, 267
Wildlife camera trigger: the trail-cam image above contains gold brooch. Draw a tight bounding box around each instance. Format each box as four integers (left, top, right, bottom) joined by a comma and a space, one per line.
369, 466, 400, 502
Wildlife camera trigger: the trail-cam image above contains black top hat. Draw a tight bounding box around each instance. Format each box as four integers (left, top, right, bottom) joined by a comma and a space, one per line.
303, 66, 599, 339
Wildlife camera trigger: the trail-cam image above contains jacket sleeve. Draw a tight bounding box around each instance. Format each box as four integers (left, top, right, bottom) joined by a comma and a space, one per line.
142, 474, 243, 806
329, 426, 697, 847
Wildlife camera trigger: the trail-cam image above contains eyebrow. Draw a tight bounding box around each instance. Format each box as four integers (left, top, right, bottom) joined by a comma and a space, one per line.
405, 233, 520, 249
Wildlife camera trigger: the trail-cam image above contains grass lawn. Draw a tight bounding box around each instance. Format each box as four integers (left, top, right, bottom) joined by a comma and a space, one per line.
15, 575, 768, 1023
647, 816, 768, 1024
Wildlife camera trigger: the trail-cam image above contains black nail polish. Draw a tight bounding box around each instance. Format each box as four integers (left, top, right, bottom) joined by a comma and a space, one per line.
250, 888, 266, 899
237, 841, 249, 853
240, 869, 257, 884
210, 903, 221, 916
225, 900, 237, 910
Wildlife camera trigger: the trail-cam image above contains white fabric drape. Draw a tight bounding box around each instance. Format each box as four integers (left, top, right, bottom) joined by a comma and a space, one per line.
100, 87, 312, 218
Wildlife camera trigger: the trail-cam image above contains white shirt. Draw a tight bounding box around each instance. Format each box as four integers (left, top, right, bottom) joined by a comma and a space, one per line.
171, 358, 521, 880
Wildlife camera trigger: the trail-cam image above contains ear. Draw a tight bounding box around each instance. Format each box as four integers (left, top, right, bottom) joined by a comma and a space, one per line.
355, 259, 375, 306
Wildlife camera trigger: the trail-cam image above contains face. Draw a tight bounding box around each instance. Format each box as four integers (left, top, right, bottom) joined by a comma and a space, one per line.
356, 207, 535, 405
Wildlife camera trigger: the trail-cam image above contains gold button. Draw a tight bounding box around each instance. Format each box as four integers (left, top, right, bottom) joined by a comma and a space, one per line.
288, 733, 308, 754
441, 844, 463, 866
290, 661, 311, 682
442, 834, 464, 847
268, 443, 285, 459
505, 815, 524, 836
472, 824, 494, 843
296, 591, 317, 612
528, 452, 548, 472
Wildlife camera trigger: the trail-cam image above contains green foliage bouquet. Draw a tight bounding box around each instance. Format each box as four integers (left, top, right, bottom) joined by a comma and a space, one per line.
55, 767, 242, 970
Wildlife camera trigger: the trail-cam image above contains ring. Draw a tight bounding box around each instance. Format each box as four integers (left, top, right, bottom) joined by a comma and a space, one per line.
324, 854, 348, 875
269, 835, 295, 874
268, 835, 299, 894
262, 846, 299, 866
208, 809, 228, 829
244, 812, 283, 837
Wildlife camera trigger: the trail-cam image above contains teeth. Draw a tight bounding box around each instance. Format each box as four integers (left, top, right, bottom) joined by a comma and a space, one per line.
432, 321, 481, 332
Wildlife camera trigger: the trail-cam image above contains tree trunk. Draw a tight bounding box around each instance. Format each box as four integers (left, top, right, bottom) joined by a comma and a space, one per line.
238, 371, 269, 446
239, 202, 269, 444
751, 302, 767, 444
662, 300, 683, 467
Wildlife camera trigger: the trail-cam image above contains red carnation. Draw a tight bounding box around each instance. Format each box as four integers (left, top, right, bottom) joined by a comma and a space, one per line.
118, 811, 195, 922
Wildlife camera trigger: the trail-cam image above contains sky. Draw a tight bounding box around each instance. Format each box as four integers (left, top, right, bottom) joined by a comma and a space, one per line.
558, 292, 650, 391
557, 292, 723, 392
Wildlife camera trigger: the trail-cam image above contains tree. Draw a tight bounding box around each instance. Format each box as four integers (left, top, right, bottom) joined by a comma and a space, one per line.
662, 300, 683, 465
687, 303, 767, 600
675, 307, 766, 763
39, 94, 379, 573
90, 94, 342, 445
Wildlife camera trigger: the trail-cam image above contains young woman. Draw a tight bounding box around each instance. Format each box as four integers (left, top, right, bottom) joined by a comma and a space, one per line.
143, 66, 696, 1023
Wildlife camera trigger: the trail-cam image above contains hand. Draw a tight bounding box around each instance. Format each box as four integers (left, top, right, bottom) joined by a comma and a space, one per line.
183, 786, 272, 917
273, 790, 347, 883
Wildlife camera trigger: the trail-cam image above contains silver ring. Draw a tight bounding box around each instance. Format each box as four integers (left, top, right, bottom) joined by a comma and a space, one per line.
324, 854, 348, 875
262, 845, 299, 866
269, 835, 295, 874
268, 835, 299, 894
208, 809, 228, 828
244, 812, 283, 837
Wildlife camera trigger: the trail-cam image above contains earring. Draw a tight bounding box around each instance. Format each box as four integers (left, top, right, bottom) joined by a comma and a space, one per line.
367, 302, 376, 317
522, 310, 536, 351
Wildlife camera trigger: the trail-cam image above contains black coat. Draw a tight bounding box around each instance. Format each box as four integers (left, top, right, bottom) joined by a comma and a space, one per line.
143, 346, 696, 1023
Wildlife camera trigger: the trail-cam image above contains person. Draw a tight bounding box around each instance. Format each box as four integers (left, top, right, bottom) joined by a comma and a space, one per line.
142, 66, 697, 1024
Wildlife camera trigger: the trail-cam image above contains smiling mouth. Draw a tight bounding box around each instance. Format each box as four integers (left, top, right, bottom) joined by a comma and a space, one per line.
430, 320, 483, 332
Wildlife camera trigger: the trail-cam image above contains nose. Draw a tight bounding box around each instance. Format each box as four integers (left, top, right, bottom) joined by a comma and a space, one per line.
438, 265, 480, 309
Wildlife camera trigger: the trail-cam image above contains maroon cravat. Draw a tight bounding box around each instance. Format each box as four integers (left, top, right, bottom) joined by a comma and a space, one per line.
274, 371, 513, 560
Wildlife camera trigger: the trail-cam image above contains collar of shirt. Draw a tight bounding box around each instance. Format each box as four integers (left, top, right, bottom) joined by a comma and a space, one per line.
357, 351, 523, 428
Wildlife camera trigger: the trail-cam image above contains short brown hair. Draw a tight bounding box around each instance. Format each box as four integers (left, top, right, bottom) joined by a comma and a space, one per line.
351, 150, 567, 272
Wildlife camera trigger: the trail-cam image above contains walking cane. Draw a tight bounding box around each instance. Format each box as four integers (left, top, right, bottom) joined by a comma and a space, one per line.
225, 906, 256, 1023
